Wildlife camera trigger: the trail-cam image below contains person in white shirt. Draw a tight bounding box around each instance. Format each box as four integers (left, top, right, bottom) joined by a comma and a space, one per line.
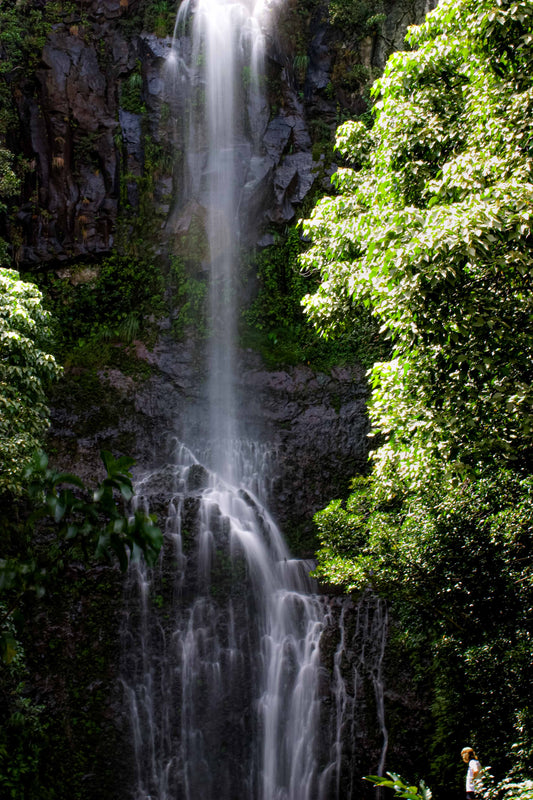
461, 746, 482, 799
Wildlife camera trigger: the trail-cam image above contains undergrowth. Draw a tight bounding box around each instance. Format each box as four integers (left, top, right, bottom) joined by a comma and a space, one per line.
241, 225, 388, 371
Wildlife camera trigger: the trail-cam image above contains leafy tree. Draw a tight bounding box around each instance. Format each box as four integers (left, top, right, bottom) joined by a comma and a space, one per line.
0, 269, 62, 495
0, 449, 163, 798
314, 470, 533, 783
302, 0, 533, 792
0, 147, 18, 266
0, 89, 59, 498
302, 0, 533, 490
0, 148, 18, 209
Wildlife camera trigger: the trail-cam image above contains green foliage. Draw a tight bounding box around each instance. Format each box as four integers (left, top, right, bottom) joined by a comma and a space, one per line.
144, 135, 174, 177
242, 226, 386, 369
26, 449, 162, 568
0, 146, 19, 265
479, 719, 533, 800
305, 0, 533, 791
244, 227, 307, 333
37, 252, 164, 365
329, 0, 386, 32
0, 269, 62, 496
169, 255, 208, 339
142, 0, 176, 38
313, 469, 533, 790
482, 773, 533, 800
72, 131, 101, 169
366, 772, 432, 800
120, 61, 145, 114
314, 469, 533, 633
329, 0, 382, 30
0, 618, 50, 800
44, 1, 79, 25
0, 446, 162, 795
0, 449, 162, 658
302, 0, 533, 488
293, 53, 310, 84
0, 148, 19, 215
115, 0, 176, 41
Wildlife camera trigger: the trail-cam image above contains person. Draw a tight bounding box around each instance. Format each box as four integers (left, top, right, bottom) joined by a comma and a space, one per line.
461, 746, 481, 799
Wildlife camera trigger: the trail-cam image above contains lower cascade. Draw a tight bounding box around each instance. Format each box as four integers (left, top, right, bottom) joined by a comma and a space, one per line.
121, 448, 388, 800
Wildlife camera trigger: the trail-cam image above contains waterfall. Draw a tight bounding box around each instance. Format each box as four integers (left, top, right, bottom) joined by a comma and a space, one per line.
120, 2, 389, 798
169, 0, 270, 483
122, 456, 331, 800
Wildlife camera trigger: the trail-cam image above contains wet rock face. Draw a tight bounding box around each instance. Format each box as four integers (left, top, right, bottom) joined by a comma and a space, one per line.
18, 8, 130, 263
49, 336, 368, 541
238, 357, 369, 537
13, 0, 437, 264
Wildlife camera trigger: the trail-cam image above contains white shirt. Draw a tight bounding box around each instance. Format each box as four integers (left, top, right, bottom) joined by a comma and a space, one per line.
466, 759, 481, 792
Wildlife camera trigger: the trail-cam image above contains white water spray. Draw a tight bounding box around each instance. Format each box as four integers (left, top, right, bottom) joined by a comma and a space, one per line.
123, 456, 331, 800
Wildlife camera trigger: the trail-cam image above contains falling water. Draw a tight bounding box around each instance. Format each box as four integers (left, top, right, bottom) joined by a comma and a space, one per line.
170, 0, 270, 482
123, 453, 332, 800
121, 1, 389, 798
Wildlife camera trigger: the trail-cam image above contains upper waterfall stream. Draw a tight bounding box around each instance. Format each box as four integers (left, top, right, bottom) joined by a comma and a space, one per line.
120, 2, 388, 798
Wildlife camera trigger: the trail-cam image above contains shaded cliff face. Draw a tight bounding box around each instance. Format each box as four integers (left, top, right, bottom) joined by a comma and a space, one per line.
48, 338, 370, 546
12, 0, 437, 264
15, 0, 132, 264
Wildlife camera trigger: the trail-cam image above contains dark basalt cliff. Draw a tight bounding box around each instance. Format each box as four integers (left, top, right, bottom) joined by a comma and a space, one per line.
7, 0, 436, 533
14, 0, 436, 265
49, 340, 370, 544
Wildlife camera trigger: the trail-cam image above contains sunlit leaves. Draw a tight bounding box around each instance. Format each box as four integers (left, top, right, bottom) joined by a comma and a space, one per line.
301, 0, 533, 488
25, 449, 163, 570
0, 269, 62, 495
366, 773, 432, 800
0, 148, 18, 215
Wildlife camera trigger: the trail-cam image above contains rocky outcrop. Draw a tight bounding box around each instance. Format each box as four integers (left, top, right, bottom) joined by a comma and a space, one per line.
48, 336, 368, 545
11, 0, 437, 264
17, 9, 128, 262
238, 358, 369, 537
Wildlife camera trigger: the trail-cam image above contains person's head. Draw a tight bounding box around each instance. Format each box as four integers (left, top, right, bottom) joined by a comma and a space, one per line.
461, 747, 477, 763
